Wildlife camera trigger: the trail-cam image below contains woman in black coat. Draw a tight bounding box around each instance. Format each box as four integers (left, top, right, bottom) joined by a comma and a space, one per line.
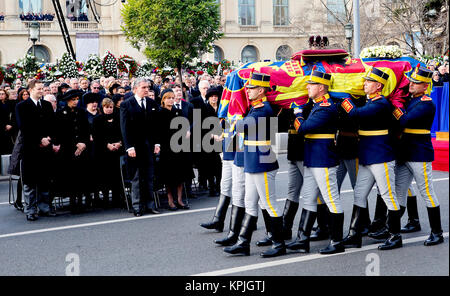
158, 89, 190, 210
0, 88, 15, 154
54, 89, 90, 214
93, 98, 124, 208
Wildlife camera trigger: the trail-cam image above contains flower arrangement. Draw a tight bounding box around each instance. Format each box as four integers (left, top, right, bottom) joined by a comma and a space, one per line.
39, 63, 58, 81
417, 55, 448, 67
3, 64, 18, 84
15, 54, 41, 79
118, 55, 138, 77
84, 54, 104, 79
135, 60, 156, 77
360, 45, 403, 59
58, 52, 79, 78
102, 51, 118, 78
0, 67, 5, 84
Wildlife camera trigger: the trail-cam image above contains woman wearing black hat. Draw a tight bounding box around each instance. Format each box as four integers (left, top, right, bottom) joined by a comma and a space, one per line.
56, 83, 70, 109
204, 87, 223, 196
54, 89, 90, 214
158, 89, 190, 210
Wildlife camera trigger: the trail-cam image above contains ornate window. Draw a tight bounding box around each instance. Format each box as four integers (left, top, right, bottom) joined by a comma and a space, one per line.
27, 45, 50, 63
238, 0, 255, 26
214, 45, 224, 62
66, 0, 89, 21
19, 0, 42, 14
276, 45, 292, 61
241, 45, 258, 63
326, 0, 346, 24
273, 0, 289, 26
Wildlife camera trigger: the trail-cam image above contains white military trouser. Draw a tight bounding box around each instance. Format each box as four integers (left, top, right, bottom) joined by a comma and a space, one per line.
395, 162, 439, 208
302, 166, 343, 214
244, 169, 280, 217
337, 158, 358, 191
353, 161, 400, 211
287, 160, 304, 203
231, 164, 246, 208
220, 160, 233, 198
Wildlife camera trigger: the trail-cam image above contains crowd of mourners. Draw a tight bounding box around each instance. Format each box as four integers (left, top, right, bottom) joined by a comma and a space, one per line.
0, 72, 228, 216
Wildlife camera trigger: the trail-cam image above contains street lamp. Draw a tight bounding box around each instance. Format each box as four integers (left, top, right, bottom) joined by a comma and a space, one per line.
344, 22, 353, 55
28, 21, 40, 57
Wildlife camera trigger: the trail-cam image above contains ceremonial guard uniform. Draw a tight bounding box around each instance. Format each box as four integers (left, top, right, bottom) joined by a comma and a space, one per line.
394, 67, 444, 246
341, 67, 402, 250
224, 72, 283, 258
200, 120, 236, 232
287, 69, 345, 255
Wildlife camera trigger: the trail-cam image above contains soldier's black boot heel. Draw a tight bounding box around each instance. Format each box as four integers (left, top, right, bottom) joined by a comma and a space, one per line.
310, 204, 330, 241
256, 209, 273, 247
282, 199, 299, 240
215, 205, 245, 246
425, 206, 444, 246
368, 194, 387, 236
286, 209, 317, 253
343, 205, 363, 248
224, 213, 258, 256
260, 217, 286, 258
401, 195, 421, 233
200, 194, 230, 232
320, 212, 345, 254
378, 210, 403, 250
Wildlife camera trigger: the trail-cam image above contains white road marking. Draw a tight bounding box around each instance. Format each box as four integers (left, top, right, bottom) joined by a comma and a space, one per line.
0, 178, 447, 239
192, 232, 449, 276
0, 207, 216, 239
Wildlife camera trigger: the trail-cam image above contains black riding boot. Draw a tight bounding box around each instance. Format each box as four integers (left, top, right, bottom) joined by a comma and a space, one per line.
320, 212, 345, 254
286, 209, 317, 253
378, 210, 403, 250
368, 194, 387, 234
282, 199, 299, 240
310, 204, 330, 241
369, 205, 405, 240
360, 203, 371, 236
342, 205, 364, 248
256, 209, 273, 247
215, 205, 245, 246
200, 194, 230, 232
224, 213, 258, 256
401, 195, 421, 233
424, 206, 444, 246
260, 217, 287, 258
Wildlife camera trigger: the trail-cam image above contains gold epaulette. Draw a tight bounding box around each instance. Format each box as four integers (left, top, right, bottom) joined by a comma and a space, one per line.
421, 96, 432, 101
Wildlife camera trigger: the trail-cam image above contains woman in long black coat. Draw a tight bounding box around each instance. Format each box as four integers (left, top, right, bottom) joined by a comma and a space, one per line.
54, 89, 90, 214
93, 98, 124, 208
158, 89, 190, 210
0, 88, 15, 154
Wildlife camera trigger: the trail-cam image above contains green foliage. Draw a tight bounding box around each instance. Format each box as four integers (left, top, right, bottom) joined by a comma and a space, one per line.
121, 0, 223, 70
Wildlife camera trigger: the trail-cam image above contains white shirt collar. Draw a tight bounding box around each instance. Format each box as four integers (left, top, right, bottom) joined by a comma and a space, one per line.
30, 97, 40, 106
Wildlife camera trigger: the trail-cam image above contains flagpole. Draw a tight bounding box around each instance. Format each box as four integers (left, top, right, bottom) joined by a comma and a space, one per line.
353, 0, 360, 58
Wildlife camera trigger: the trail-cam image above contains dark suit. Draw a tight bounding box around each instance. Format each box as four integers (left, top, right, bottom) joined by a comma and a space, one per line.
15, 98, 56, 215
120, 95, 160, 213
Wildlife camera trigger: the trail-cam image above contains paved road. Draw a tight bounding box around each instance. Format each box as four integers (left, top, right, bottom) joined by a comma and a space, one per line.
0, 154, 448, 276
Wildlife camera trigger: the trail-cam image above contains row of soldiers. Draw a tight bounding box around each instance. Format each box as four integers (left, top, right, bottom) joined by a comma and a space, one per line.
200, 66, 444, 257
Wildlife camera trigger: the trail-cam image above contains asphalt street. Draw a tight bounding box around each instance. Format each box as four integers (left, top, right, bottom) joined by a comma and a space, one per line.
0, 154, 448, 276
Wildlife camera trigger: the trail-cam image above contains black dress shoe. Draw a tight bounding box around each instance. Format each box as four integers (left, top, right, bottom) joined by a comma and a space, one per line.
133, 211, 144, 217
14, 202, 24, 212
26, 214, 37, 221
168, 205, 178, 211
39, 211, 57, 217
176, 203, 190, 210
147, 208, 161, 214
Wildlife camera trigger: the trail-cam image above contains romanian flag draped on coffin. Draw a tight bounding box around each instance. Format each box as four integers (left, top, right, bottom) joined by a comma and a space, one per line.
218, 49, 426, 122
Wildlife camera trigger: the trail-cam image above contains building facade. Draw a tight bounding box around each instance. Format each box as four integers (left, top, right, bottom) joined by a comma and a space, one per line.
0, 0, 404, 66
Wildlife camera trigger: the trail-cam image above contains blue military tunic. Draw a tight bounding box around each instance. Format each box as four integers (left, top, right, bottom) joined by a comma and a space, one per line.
395, 95, 435, 162
343, 93, 395, 165
294, 94, 339, 168
222, 131, 237, 161
236, 98, 279, 173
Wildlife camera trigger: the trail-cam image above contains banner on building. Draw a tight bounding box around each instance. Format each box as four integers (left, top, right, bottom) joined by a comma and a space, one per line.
76, 33, 99, 63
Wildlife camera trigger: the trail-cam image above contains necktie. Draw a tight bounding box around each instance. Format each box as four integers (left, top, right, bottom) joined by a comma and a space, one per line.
37, 100, 42, 109
140, 98, 145, 110
176, 103, 181, 109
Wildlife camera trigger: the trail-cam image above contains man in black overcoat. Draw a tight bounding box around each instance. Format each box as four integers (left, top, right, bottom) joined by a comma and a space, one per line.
120, 78, 161, 216
15, 79, 58, 221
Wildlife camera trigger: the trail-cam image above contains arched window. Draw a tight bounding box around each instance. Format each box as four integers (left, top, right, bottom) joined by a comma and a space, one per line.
241, 45, 258, 63
276, 45, 292, 61
19, 0, 42, 14
214, 45, 224, 62
27, 45, 50, 63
